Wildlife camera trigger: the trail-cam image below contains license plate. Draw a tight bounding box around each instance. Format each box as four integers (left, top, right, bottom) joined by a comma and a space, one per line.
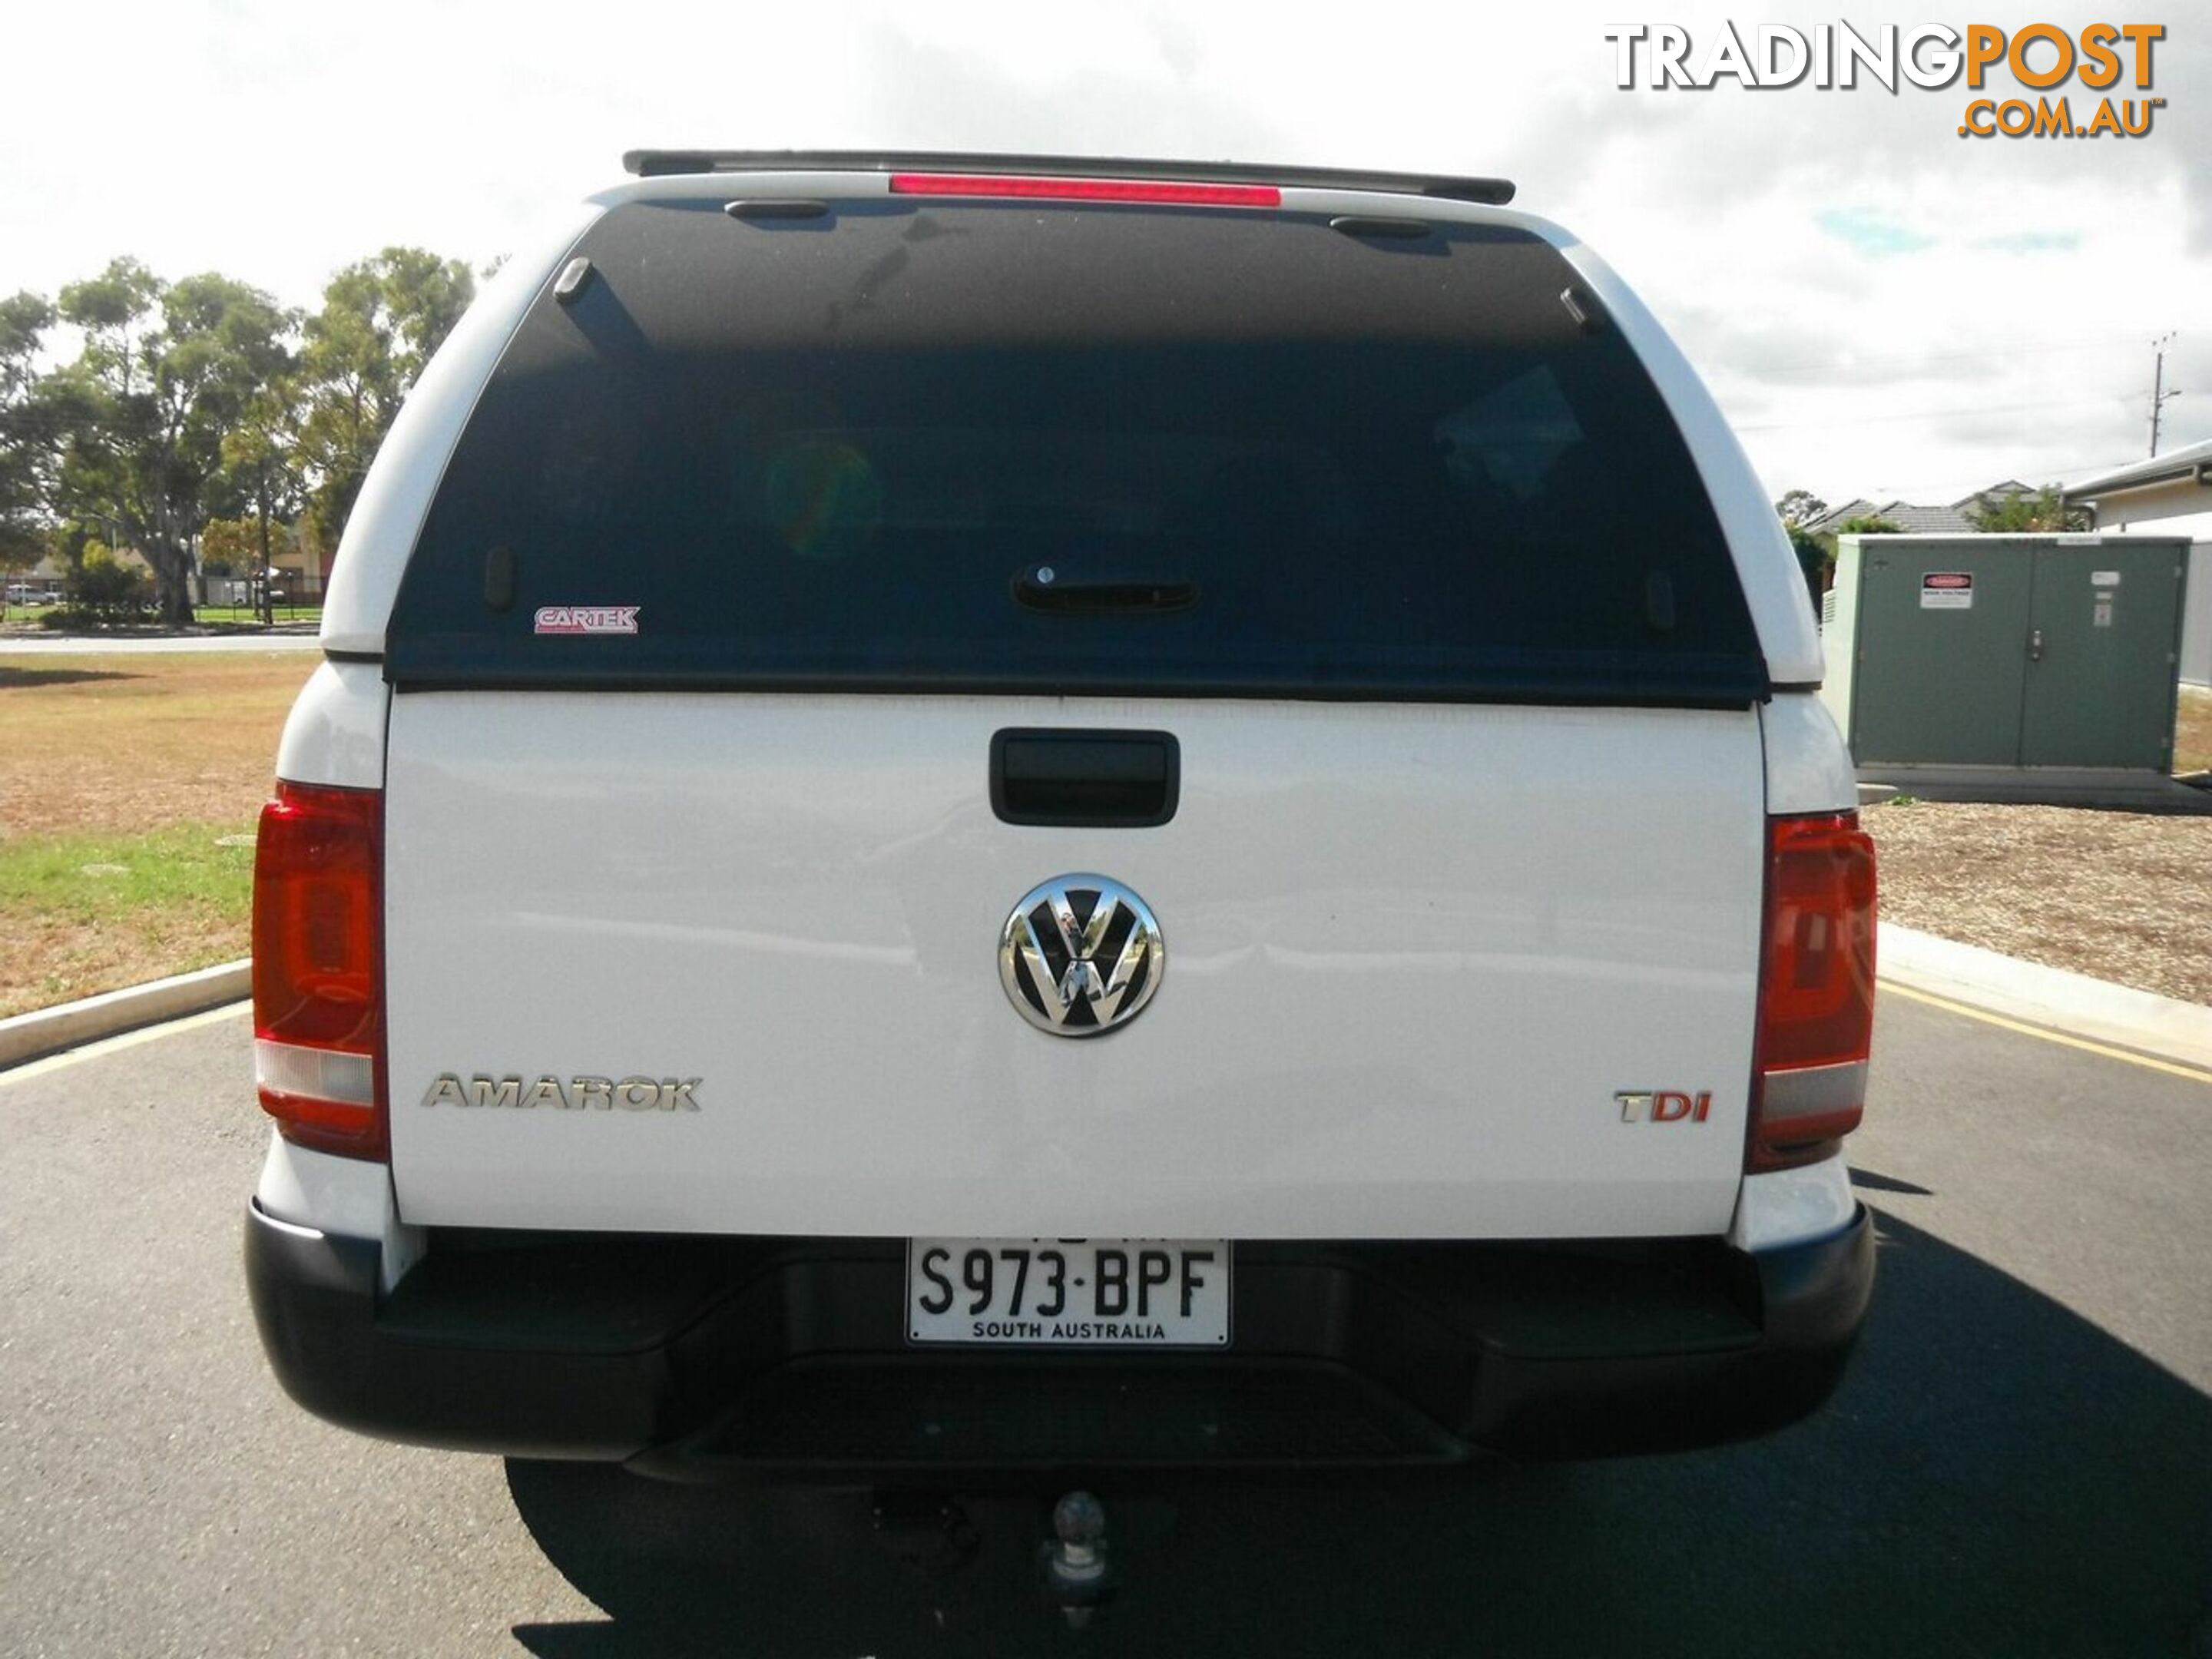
906, 1238, 1231, 1347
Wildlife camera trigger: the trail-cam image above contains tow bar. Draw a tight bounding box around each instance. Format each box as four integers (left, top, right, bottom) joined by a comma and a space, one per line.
1038, 1490, 1114, 1628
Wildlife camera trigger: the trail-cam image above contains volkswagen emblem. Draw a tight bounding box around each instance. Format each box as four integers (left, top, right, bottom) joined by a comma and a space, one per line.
998, 876, 1164, 1037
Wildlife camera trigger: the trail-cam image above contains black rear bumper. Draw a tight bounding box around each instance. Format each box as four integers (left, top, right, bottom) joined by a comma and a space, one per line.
244, 1204, 1874, 1479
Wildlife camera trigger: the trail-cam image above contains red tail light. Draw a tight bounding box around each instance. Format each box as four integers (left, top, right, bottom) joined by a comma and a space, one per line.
252, 781, 386, 1161
888, 172, 1282, 207
1749, 812, 1876, 1173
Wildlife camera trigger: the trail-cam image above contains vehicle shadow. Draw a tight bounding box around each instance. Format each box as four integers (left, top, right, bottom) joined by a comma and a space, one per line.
1848, 1164, 1933, 1197
0, 666, 141, 689
507, 1209, 2212, 1658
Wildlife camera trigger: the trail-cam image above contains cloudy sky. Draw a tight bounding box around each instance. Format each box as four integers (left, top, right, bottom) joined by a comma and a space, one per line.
2, 0, 2204, 506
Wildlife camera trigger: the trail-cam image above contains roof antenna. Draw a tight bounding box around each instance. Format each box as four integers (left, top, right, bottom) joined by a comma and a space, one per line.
2147, 332, 2181, 457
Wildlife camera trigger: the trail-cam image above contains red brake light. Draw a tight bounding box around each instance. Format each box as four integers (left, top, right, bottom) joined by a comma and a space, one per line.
888, 172, 1282, 207
252, 781, 386, 1161
1749, 812, 1876, 1173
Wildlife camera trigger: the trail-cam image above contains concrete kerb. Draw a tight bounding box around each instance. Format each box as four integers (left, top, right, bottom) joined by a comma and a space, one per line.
0, 960, 250, 1071
2, 933, 2207, 1081
1879, 926, 2212, 1074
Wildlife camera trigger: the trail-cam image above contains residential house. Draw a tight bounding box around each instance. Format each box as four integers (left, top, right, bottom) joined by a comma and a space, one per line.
2062, 438, 2212, 687
1800, 481, 2035, 538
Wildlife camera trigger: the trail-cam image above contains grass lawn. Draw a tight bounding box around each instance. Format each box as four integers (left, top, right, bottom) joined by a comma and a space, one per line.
0, 604, 321, 631
0, 651, 316, 1018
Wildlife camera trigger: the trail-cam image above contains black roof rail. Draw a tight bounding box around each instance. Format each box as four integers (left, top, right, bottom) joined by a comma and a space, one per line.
620, 150, 1515, 207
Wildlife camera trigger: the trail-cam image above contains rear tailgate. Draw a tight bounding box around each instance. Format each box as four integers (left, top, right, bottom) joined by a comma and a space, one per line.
374, 183, 1775, 1240
384, 694, 1763, 1237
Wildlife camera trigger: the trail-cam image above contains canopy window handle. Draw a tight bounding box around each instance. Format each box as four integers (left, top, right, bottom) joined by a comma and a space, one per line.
1012, 565, 1197, 615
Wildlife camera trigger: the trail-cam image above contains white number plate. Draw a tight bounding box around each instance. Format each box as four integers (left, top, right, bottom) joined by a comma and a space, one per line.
906, 1238, 1231, 1346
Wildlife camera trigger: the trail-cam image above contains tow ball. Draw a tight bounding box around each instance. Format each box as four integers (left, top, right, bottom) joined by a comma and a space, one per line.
1038, 1490, 1114, 1628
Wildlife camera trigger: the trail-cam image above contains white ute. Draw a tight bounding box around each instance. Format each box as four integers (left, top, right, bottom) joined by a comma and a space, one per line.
246, 154, 1876, 1480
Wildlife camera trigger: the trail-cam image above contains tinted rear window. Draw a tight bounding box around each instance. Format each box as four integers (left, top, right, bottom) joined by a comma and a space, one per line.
386, 197, 1763, 702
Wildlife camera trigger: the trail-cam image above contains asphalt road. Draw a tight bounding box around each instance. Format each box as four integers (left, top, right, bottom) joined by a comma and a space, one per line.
2, 996, 2207, 1657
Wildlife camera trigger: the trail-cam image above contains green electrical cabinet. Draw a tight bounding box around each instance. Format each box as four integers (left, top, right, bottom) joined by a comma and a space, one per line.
1821, 534, 2188, 773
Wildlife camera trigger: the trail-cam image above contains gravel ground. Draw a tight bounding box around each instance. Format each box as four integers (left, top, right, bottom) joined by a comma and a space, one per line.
1866, 796, 2212, 1005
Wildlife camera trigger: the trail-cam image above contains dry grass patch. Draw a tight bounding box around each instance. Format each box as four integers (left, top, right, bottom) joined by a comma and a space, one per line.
0, 651, 316, 1017
2177, 684, 2212, 777
0, 653, 314, 839
1867, 797, 2212, 1005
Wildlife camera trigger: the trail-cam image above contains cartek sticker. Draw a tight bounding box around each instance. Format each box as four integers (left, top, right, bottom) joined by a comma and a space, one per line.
1920, 572, 1973, 610
534, 605, 640, 635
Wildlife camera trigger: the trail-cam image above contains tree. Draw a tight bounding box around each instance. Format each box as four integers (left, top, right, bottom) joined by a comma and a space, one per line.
1786, 512, 1901, 606
217, 373, 305, 623
297, 248, 474, 545
1783, 523, 1831, 604
1773, 490, 1836, 603
52, 260, 294, 626
0, 290, 57, 583
1775, 488, 1828, 528
70, 540, 154, 620
1966, 484, 2088, 533
198, 515, 259, 577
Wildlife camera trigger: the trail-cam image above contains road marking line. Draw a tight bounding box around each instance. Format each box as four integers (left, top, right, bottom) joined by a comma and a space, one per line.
0, 1001, 250, 1086
1880, 981, 2212, 1086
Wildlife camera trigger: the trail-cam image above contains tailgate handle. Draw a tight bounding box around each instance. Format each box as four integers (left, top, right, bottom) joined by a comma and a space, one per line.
990, 730, 1180, 827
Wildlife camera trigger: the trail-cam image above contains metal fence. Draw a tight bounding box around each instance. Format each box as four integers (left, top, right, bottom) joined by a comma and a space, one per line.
193, 571, 327, 608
